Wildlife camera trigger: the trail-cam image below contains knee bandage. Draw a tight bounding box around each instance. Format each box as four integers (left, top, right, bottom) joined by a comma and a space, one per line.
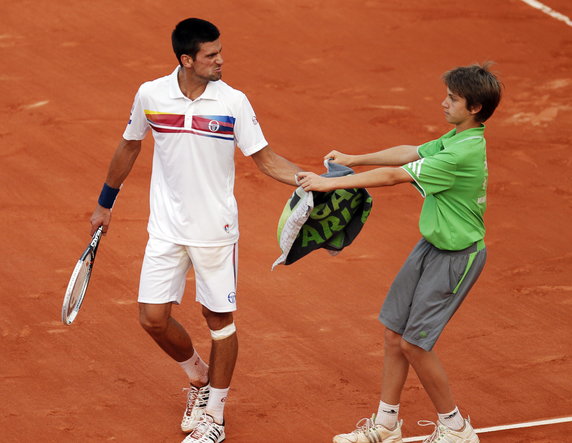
210, 322, 236, 340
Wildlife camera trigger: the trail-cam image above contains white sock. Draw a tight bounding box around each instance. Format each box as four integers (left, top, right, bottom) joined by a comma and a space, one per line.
206, 387, 229, 424
177, 351, 209, 386
438, 406, 465, 431
374, 400, 400, 429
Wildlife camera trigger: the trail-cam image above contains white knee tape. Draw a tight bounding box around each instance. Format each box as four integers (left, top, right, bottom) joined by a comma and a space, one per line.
210, 322, 236, 341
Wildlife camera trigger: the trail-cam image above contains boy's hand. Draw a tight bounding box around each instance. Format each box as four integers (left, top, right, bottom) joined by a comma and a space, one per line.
324, 150, 353, 167
297, 171, 336, 192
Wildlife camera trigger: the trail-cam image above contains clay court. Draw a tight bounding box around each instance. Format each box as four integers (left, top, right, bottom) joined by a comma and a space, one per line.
1, 0, 571, 441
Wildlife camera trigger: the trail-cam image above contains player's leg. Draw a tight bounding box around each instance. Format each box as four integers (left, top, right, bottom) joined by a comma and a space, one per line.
183, 243, 238, 443
139, 302, 194, 359
138, 236, 208, 369
203, 307, 238, 389
138, 237, 210, 433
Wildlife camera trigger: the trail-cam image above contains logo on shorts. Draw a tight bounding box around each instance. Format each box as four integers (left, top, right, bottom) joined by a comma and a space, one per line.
208, 120, 220, 132
419, 330, 428, 338
224, 224, 230, 233
227, 292, 236, 304
252, 115, 258, 125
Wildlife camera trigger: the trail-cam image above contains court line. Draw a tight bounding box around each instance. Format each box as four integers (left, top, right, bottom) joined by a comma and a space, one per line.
402, 416, 572, 442
519, 0, 572, 27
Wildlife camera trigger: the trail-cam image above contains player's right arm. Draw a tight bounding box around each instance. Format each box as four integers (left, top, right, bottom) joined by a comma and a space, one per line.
90, 138, 142, 235
325, 145, 420, 167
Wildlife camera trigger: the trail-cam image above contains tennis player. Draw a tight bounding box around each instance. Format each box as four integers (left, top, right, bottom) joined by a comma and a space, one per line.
89, 18, 300, 443
298, 63, 502, 443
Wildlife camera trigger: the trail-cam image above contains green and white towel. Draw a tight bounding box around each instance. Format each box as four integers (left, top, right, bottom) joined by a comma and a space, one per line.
272, 161, 373, 269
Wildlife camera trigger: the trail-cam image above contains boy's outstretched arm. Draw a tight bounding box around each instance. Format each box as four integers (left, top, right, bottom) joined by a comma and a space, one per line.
297, 167, 412, 193
325, 145, 419, 167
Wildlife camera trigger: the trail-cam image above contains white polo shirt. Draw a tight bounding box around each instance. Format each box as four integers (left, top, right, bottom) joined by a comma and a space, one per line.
123, 66, 268, 246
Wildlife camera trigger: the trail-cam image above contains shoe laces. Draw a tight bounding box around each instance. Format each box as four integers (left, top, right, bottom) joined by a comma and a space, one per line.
352, 415, 378, 435
190, 414, 214, 438
182, 385, 209, 414
418, 420, 447, 442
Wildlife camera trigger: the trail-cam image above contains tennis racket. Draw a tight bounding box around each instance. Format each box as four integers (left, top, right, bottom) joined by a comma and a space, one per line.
61, 226, 104, 325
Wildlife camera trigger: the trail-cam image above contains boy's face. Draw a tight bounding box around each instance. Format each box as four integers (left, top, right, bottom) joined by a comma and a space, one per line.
441, 88, 479, 127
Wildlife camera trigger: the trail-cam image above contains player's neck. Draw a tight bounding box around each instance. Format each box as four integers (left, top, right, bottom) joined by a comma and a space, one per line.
455, 119, 482, 134
177, 68, 208, 101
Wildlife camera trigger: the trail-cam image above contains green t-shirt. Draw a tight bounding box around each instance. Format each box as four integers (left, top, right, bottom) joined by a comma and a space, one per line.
401, 126, 488, 250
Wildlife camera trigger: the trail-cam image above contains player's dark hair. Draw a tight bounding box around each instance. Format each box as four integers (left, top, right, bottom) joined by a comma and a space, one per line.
443, 62, 503, 123
172, 18, 220, 65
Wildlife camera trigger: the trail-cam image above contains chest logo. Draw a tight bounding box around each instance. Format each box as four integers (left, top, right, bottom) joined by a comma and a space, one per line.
208, 120, 220, 132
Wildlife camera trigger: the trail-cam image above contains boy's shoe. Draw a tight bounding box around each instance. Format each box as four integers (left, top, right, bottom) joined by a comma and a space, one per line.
419, 418, 479, 443
181, 384, 210, 433
333, 414, 403, 443
182, 414, 225, 443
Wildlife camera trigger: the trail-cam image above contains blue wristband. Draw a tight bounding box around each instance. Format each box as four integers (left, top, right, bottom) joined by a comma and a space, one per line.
98, 183, 120, 209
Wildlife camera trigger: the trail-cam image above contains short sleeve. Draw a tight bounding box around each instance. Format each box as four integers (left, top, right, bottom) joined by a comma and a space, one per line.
233, 95, 268, 156
418, 139, 442, 158
402, 151, 458, 197
122, 89, 150, 141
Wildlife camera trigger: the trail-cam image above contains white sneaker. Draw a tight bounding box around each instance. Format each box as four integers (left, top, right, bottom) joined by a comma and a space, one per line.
419, 418, 479, 442
181, 384, 210, 433
182, 414, 225, 443
333, 414, 403, 443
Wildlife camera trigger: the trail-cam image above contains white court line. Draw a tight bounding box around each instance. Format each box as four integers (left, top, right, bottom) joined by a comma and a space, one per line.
519, 0, 572, 27
402, 416, 572, 442
20, 100, 49, 110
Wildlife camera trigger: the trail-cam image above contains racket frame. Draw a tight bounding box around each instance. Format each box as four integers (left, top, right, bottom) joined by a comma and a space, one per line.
61, 226, 103, 325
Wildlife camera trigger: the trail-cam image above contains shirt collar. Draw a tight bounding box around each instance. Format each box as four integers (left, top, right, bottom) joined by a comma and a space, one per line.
168, 66, 219, 101
441, 125, 485, 148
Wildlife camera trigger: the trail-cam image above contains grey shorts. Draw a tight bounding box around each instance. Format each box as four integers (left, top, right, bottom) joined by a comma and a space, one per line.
379, 238, 486, 351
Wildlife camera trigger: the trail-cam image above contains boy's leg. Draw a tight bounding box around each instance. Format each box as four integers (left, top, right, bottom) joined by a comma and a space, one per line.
380, 328, 410, 405
400, 339, 455, 413
373, 328, 409, 430
332, 328, 407, 443
398, 242, 486, 436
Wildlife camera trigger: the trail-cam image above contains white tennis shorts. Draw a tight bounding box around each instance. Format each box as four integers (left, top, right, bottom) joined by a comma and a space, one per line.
138, 236, 238, 313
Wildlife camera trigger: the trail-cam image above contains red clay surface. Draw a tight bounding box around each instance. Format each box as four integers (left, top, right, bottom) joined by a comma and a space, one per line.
1, 0, 571, 442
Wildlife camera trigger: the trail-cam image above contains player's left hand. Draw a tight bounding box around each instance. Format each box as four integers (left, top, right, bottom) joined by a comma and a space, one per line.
297, 171, 335, 192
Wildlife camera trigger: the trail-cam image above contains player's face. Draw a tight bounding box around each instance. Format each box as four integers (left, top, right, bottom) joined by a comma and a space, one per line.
190, 39, 224, 82
441, 88, 475, 127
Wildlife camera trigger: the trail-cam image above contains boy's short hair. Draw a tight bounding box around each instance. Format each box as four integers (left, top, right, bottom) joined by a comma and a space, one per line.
172, 18, 220, 65
443, 63, 503, 123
